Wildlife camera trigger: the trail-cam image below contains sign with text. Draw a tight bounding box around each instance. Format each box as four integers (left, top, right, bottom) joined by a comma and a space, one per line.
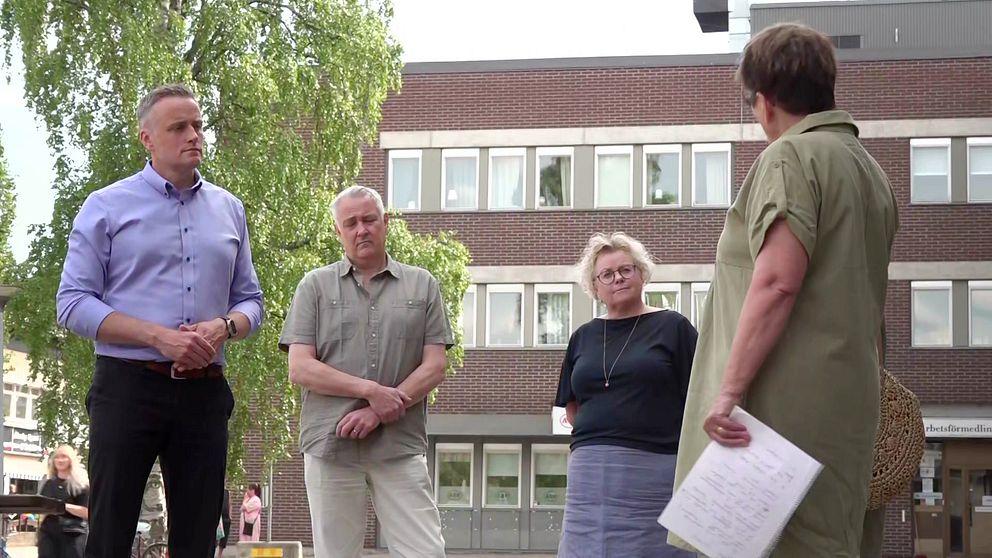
551, 406, 573, 436
924, 418, 992, 438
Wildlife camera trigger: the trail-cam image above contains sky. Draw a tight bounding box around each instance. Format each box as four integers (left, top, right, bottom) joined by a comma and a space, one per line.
0, 0, 818, 262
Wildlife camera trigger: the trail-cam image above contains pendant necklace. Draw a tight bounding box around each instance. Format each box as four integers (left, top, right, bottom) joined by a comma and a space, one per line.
602, 313, 641, 389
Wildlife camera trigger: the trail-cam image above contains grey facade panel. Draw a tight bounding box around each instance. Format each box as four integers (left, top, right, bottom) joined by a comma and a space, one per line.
752, 1, 992, 50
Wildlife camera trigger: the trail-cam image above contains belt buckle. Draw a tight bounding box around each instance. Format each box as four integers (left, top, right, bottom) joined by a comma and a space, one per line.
170, 364, 189, 380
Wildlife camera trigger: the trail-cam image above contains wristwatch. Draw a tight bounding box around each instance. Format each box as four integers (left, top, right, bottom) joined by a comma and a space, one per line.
222, 316, 237, 339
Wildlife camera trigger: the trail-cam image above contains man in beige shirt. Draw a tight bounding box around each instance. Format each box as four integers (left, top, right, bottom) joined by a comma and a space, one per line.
280, 186, 452, 558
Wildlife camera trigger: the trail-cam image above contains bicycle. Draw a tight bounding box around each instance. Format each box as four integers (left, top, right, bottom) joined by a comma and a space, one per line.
132, 521, 169, 558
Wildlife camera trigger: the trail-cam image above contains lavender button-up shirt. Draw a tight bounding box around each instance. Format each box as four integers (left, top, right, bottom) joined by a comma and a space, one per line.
56, 162, 264, 363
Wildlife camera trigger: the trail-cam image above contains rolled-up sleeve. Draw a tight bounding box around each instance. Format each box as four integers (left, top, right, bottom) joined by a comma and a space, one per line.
227, 201, 264, 334
56, 194, 116, 339
424, 276, 454, 349
746, 143, 820, 261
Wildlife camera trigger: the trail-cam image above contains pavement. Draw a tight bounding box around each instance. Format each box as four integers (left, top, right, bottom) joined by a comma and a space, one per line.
6, 546, 555, 558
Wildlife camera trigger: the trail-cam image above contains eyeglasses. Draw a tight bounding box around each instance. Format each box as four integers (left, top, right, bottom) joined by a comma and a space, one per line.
596, 264, 638, 285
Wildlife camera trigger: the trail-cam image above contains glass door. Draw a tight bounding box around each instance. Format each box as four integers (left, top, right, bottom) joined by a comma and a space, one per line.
968, 469, 992, 558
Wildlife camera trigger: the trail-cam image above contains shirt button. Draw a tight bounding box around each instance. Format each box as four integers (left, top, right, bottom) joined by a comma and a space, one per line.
184, 228, 188, 233
181, 201, 185, 206
371, 363, 376, 368
187, 287, 191, 292
370, 306, 375, 311
371, 332, 376, 338
186, 257, 191, 262
185, 318, 191, 323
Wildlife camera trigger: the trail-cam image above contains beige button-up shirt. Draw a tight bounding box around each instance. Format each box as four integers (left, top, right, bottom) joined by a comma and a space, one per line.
280, 255, 453, 460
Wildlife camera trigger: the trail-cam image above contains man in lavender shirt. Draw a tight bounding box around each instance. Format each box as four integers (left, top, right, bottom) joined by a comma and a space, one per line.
56, 84, 264, 558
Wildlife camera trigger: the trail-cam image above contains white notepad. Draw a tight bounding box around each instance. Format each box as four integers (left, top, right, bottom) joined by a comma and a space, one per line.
659, 406, 823, 558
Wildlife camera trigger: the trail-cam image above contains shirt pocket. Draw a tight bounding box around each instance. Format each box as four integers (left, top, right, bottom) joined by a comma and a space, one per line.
324, 299, 357, 341
391, 299, 427, 341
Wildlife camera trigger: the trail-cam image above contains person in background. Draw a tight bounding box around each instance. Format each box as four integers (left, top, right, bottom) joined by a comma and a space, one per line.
240, 484, 262, 542
670, 23, 898, 556
210, 487, 231, 556
38, 445, 90, 558
554, 232, 697, 558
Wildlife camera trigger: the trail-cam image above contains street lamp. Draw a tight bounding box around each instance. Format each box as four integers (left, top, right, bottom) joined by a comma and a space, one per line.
0, 285, 21, 491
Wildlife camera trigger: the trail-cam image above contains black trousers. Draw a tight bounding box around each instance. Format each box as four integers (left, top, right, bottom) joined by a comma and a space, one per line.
38, 528, 86, 558
85, 356, 234, 558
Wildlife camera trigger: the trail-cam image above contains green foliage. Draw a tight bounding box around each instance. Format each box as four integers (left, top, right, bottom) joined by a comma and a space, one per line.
0, 0, 471, 479
0, 136, 15, 281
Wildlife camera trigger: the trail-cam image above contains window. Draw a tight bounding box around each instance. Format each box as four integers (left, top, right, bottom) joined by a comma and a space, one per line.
15, 397, 27, 419
484, 444, 521, 508
593, 299, 607, 318
537, 147, 573, 208
595, 146, 633, 208
911, 139, 951, 203
829, 35, 862, 49
460, 285, 476, 348
436, 443, 473, 507
489, 148, 525, 210
691, 282, 711, 327
912, 281, 952, 347
692, 143, 731, 207
532, 445, 569, 508
535, 285, 571, 346
644, 283, 680, 311
486, 284, 524, 346
387, 150, 421, 210
2, 393, 10, 418
968, 138, 992, 202
442, 148, 479, 210
644, 145, 682, 206
970, 281, 992, 346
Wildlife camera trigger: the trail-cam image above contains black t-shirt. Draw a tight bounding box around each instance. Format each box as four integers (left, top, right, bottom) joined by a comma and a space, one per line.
554, 310, 697, 454
39, 477, 89, 534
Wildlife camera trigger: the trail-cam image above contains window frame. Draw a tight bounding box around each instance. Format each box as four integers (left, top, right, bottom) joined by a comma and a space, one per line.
643, 144, 683, 208
911, 281, 954, 347
483, 443, 522, 509
690, 143, 732, 208
969, 280, 992, 347
533, 284, 572, 347
486, 284, 525, 347
387, 149, 422, 211
910, 138, 952, 204
594, 145, 634, 209
643, 282, 682, 312
967, 137, 992, 203
531, 443, 570, 509
435, 442, 475, 509
488, 147, 527, 211
441, 148, 480, 211
535, 146, 575, 209
690, 282, 711, 327
460, 284, 477, 348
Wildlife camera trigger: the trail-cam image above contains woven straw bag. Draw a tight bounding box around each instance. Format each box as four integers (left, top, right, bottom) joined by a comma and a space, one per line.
869, 368, 925, 510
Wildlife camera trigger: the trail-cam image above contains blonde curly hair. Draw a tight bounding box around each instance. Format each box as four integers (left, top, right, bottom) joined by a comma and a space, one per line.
577, 232, 654, 301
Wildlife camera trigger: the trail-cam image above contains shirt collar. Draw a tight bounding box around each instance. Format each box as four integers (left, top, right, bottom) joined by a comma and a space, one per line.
338, 254, 401, 279
780, 110, 859, 139
140, 161, 204, 196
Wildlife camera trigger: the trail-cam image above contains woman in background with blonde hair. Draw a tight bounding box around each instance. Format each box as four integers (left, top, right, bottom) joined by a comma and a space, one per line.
554, 232, 696, 557
38, 445, 90, 558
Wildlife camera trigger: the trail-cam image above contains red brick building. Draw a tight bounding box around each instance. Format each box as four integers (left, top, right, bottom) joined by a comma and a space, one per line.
248, 2, 992, 556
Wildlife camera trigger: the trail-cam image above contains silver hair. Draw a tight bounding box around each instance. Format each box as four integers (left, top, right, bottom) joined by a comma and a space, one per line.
137, 84, 196, 127
330, 185, 386, 222
577, 232, 654, 301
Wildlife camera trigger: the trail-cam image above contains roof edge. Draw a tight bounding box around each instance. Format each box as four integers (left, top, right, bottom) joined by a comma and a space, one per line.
401, 46, 992, 75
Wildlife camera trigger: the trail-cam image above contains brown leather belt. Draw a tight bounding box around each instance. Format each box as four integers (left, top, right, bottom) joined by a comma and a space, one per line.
122, 359, 224, 380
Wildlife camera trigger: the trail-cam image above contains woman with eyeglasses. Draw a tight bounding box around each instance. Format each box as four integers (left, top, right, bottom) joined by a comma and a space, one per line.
670, 23, 898, 557
554, 232, 697, 558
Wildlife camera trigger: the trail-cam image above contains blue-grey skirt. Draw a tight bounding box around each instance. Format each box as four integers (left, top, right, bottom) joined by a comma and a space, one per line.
558, 444, 694, 558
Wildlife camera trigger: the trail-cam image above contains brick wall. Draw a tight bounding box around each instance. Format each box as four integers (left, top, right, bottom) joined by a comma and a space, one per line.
380, 58, 992, 131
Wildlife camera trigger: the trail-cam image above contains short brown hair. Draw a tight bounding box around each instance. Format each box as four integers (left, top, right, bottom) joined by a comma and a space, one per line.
737, 23, 836, 115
